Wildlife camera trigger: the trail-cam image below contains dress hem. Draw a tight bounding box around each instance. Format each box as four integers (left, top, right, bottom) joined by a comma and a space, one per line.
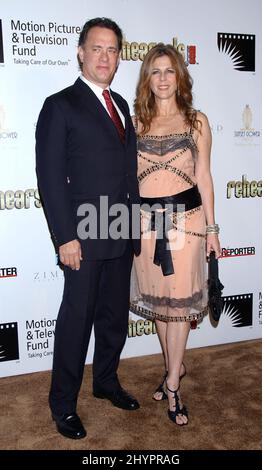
129, 302, 208, 323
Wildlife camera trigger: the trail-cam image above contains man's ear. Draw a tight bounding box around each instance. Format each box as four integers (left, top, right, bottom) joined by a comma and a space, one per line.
78, 46, 84, 64
116, 52, 121, 70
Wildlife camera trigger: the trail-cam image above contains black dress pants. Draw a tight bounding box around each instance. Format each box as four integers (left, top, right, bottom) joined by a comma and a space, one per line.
49, 241, 133, 415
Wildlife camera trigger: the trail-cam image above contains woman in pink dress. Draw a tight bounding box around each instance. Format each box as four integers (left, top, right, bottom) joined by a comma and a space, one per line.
130, 44, 220, 425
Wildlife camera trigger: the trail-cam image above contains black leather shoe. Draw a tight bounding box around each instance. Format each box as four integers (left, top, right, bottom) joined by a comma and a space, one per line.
93, 387, 140, 410
52, 412, 87, 439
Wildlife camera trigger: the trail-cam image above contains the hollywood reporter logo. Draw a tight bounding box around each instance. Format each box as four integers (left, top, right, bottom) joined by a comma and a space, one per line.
0, 267, 17, 278
221, 247, 255, 258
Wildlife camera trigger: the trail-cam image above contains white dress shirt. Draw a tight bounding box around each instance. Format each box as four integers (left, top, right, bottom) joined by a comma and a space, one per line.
80, 75, 125, 127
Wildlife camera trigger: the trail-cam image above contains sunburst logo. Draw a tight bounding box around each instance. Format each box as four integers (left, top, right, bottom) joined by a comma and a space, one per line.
219, 294, 253, 327
0, 345, 6, 360
0, 323, 19, 362
217, 32, 255, 72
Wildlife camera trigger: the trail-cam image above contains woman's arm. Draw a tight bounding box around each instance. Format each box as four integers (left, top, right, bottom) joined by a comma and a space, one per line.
194, 111, 221, 258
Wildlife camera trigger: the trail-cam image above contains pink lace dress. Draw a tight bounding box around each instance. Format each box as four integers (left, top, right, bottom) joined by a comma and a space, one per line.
130, 129, 208, 322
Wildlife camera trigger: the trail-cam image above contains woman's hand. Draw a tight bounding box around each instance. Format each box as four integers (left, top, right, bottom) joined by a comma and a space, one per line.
206, 233, 221, 259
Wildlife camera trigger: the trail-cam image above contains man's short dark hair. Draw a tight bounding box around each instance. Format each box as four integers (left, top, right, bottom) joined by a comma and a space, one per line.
78, 17, 123, 51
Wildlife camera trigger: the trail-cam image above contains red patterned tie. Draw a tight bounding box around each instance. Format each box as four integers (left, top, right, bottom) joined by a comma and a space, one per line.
102, 89, 125, 143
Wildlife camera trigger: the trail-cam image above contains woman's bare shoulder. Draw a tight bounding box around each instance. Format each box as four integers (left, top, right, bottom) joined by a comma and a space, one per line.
195, 110, 210, 128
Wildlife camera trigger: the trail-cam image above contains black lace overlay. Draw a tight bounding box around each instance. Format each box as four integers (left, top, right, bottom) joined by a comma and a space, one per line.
138, 133, 198, 159
141, 289, 203, 309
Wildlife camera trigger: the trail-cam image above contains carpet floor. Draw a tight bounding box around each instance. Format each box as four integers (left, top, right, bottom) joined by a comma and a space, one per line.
0, 339, 262, 450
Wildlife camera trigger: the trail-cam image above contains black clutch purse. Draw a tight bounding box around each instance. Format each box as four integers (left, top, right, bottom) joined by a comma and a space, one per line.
208, 251, 224, 322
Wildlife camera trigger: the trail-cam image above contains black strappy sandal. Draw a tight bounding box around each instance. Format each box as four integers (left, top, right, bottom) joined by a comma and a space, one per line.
152, 363, 186, 401
152, 370, 168, 401
166, 383, 189, 426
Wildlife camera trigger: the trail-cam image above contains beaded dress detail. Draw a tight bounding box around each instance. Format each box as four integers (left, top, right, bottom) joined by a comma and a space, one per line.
130, 129, 208, 322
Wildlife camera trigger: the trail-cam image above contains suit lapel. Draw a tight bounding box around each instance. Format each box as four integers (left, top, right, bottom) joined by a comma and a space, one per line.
73, 78, 128, 146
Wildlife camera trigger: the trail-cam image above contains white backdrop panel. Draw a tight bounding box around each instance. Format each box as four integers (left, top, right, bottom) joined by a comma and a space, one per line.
0, 0, 261, 377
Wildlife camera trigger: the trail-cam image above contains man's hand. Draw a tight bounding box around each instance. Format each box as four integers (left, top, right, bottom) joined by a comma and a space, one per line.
59, 239, 82, 270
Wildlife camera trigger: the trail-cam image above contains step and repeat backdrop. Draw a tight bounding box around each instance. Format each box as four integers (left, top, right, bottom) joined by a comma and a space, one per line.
0, 0, 261, 377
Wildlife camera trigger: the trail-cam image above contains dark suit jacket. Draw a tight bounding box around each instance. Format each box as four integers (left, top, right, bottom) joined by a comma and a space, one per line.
36, 77, 140, 260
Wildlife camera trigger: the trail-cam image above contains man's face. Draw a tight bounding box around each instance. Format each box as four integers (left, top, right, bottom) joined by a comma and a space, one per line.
78, 26, 121, 88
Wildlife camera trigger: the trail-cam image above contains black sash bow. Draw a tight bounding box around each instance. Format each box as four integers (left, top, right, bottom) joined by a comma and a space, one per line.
141, 186, 202, 276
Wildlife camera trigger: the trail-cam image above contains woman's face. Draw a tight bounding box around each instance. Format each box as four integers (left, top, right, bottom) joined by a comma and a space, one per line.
149, 55, 178, 101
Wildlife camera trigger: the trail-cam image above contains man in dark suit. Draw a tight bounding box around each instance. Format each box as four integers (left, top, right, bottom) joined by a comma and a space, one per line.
36, 17, 140, 439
